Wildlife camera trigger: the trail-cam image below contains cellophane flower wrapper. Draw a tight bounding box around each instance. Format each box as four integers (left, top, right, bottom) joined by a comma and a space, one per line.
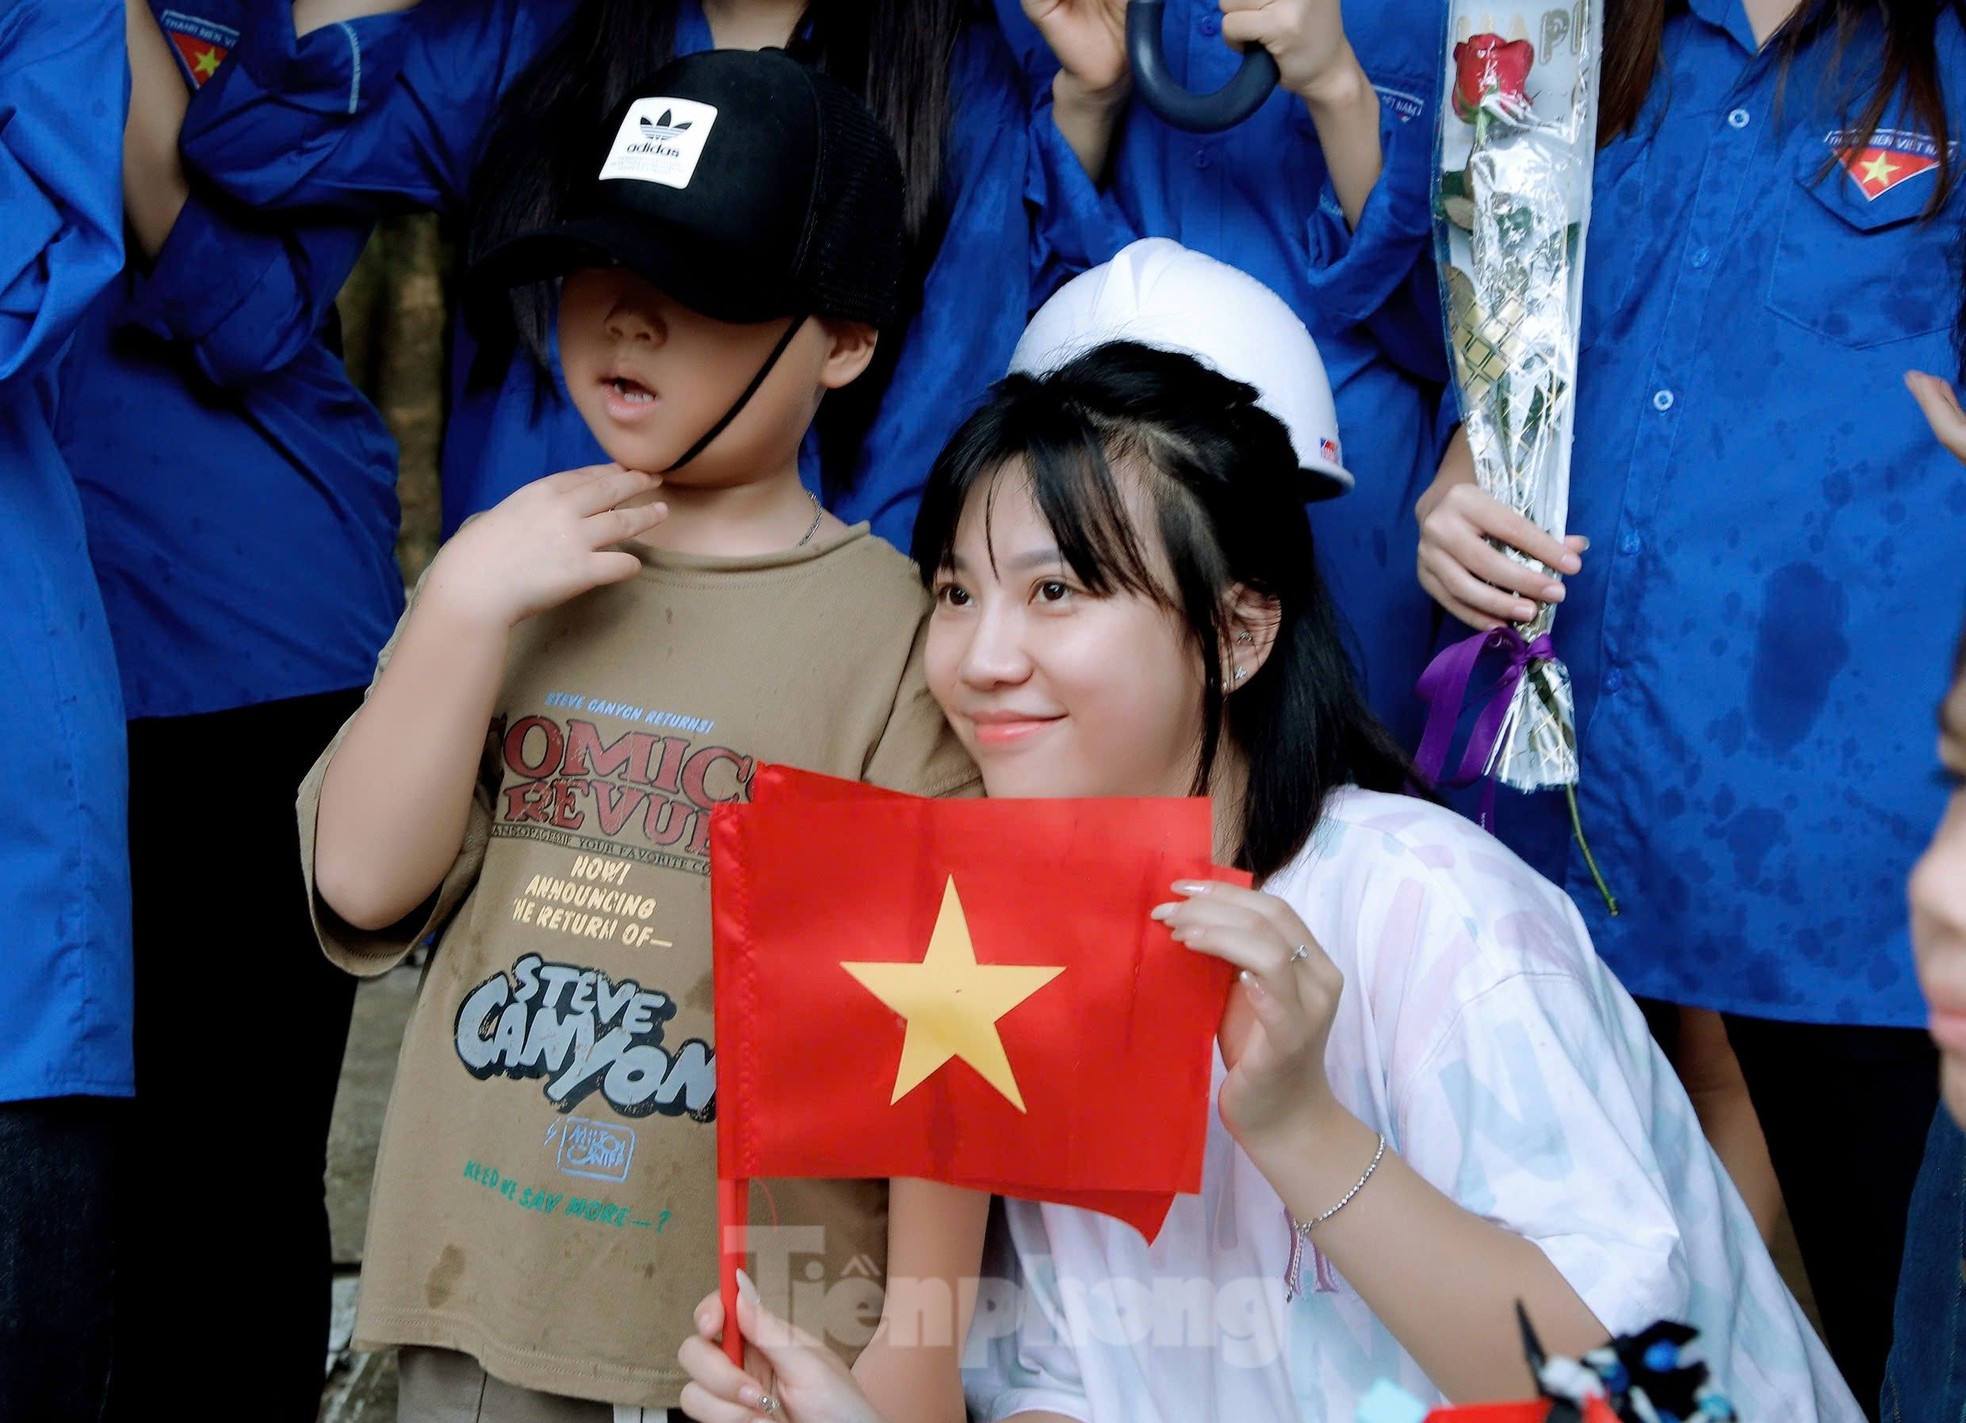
1434, 4, 1603, 791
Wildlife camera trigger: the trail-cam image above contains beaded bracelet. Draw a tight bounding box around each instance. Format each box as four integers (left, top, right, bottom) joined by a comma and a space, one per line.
1283, 1133, 1387, 1301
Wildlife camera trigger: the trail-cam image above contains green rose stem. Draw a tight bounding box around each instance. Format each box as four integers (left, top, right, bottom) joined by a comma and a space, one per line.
1523, 657, 1620, 916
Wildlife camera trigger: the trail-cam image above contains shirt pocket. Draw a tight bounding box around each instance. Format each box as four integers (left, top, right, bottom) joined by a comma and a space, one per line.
1581, 141, 1651, 350
1765, 128, 1957, 348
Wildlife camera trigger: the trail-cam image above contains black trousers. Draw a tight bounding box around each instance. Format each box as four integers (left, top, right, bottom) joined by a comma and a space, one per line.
1643, 999, 1938, 1420
0, 1096, 123, 1422
106, 689, 363, 1422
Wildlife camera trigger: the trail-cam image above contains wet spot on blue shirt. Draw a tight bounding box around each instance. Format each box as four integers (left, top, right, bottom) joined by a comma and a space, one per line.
1749, 562, 1849, 750
1720, 805, 1785, 885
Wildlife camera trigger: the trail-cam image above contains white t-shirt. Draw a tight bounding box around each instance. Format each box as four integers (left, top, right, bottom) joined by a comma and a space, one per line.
962, 789, 1862, 1423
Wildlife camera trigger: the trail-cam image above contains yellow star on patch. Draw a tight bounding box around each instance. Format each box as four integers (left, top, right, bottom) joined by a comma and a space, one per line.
842, 877, 1064, 1113
193, 47, 221, 79
1860, 152, 1900, 188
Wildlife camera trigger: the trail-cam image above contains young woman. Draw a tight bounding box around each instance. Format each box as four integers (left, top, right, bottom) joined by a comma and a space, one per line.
1413, 0, 1966, 1405
673, 343, 1863, 1423
994, 0, 1450, 746
175, 0, 1125, 548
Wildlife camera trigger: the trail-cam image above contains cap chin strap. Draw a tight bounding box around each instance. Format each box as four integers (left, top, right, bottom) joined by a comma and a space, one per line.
662, 312, 810, 474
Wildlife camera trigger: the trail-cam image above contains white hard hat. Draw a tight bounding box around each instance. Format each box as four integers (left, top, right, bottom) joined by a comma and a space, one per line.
1010, 238, 1352, 497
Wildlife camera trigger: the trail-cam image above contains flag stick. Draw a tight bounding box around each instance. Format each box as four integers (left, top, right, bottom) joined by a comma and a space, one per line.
718, 1174, 748, 1367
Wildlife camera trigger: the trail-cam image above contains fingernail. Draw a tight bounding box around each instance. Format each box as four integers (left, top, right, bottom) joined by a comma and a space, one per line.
1560, 554, 1582, 574
1543, 584, 1566, 601
1172, 880, 1209, 895
736, 1268, 759, 1305
1516, 602, 1535, 621
1240, 969, 1268, 997
738, 1385, 765, 1410
1149, 903, 1175, 922
696, 1310, 714, 1334
1575, 536, 1591, 552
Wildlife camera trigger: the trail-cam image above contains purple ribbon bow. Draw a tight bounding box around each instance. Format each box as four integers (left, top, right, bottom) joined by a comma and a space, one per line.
1413, 625, 1556, 830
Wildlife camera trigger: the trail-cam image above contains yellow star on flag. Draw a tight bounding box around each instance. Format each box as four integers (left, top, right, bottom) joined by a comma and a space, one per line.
842, 876, 1064, 1113
193, 47, 222, 79
1861, 151, 1900, 189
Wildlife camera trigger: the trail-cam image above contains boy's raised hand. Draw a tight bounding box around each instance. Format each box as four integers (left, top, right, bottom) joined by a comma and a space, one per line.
423, 464, 667, 630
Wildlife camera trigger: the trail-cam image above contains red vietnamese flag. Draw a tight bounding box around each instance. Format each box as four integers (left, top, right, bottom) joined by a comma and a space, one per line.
1426, 1403, 1621, 1422
711, 765, 1240, 1241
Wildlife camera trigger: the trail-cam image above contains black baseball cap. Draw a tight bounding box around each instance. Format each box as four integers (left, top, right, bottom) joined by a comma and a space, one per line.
475, 48, 905, 327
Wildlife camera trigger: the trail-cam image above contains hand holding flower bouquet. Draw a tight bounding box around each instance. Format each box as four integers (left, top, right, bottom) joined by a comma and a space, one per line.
1418, 1, 1617, 912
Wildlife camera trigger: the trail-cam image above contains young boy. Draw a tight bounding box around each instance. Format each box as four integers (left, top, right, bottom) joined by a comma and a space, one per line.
303, 51, 981, 1421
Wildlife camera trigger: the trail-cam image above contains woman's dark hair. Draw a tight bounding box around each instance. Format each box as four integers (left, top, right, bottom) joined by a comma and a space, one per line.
1602, 0, 1964, 202
462, 0, 971, 490
909, 343, 1419, 881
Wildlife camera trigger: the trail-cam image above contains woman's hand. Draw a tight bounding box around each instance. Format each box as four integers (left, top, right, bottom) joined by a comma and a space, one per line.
1416, 426, 1586, 630
1023, 0, 1131, 98
421, 463, 666, 633
1219, 0, 1361, 108
1153, 881, 1345, 1148
1907, 370, 1966, 464
679, 1276, 890, 1423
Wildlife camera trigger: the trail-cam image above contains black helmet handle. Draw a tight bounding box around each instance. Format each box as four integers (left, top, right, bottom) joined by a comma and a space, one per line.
1125, 0, 1280, 133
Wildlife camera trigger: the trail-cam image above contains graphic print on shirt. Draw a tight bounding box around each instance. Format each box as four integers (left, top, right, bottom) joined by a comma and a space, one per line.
1832, 128, 1949, 200
158, 11, 237, 88
445, 692, 737, 1239
493, 692, 754, 874
454, 948, 715, 1121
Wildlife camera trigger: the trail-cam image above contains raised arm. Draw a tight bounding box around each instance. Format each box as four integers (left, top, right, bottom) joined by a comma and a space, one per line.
178, 0, 551, 214
1159, 880, 1611, 1400
315, 466, 667, 929
119, 0, 377, 385
292, 0, 422, 39
0, 2, 128, 385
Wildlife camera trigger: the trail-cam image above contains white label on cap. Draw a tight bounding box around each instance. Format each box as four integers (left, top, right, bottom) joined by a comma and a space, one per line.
597, 98, 718, 189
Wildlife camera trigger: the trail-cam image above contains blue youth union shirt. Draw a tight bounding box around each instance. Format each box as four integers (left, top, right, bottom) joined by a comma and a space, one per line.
993, 0, 1451, 744
64, 0, 404, 722
0, 0, 135, 1102
1489, 0, 1966, 1026
178, 0, 1128, 550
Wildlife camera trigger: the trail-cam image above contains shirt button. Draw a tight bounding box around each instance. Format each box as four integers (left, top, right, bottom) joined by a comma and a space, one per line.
1194, 150, 1212, 170
1690, 246, 1711, 268
1200, 14, 1219, 34
1605, 668, 1626, 693
1620, 530, 1643, 555
1652, 388, 1675, 412
1728, 107, 1751, 129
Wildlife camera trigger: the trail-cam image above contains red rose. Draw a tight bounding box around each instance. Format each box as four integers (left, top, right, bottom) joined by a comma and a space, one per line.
1452, 34, 1535, 122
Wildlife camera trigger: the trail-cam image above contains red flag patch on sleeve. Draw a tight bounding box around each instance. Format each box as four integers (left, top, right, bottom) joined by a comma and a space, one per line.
159, 11, 239, 88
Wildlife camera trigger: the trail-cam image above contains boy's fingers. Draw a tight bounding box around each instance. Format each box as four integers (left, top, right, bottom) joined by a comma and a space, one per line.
570, 465, 662, 516
593, 501, 669, 546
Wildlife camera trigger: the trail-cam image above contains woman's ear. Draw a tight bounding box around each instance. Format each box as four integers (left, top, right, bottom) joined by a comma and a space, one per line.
817, 319, 879, 389
1222, 584, 1283, 692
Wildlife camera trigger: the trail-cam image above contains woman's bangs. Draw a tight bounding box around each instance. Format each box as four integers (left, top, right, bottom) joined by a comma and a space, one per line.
915, 381, 1171, 607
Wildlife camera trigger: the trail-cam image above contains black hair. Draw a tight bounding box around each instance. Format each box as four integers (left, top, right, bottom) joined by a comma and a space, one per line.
909, 343, 1419, 881
1603, 0, 1965, 200
461, 0, 972, 493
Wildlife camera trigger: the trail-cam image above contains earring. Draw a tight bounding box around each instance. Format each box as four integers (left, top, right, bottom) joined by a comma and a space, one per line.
1234, 630, 1253, 645
1233, 666, 1247, 682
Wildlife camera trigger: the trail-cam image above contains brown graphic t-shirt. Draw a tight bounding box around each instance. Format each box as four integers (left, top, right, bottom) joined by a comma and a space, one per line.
298, 527, 978, 1407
